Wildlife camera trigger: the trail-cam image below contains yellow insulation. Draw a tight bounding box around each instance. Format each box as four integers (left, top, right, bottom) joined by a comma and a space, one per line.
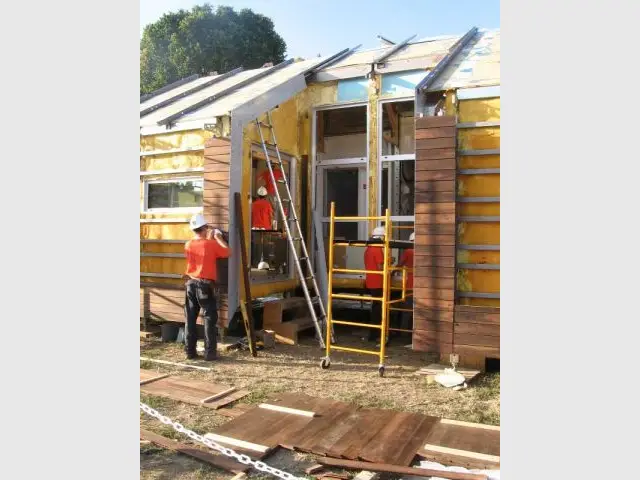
458, 98, 500, 123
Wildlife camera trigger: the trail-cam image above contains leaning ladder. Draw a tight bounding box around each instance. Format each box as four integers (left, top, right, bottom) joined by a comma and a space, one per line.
255, 111, 332, 348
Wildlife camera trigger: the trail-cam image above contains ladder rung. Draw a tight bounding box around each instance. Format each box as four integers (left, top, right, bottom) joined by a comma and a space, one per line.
281, 198, 291, 202
265, 142, 277, 148
299, 256, 308, 261
276, 179, 286, 184
258, 122, 272, 129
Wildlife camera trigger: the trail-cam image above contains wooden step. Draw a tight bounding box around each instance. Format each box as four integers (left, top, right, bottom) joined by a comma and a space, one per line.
270, 317, 316, 345
263, 297, 316, 326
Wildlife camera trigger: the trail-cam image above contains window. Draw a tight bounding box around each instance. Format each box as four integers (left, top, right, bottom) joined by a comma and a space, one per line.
249, 148, 294, 280
145, 178, 203, 211
379, 100, 415, 237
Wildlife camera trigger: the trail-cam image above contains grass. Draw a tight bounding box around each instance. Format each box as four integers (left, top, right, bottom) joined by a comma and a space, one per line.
140, 330, 499, 479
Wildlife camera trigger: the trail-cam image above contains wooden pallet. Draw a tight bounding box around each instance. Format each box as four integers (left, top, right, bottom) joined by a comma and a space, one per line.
262, 298, 316, 345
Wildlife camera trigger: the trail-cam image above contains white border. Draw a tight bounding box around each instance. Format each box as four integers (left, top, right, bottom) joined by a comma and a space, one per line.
142, 176, 204, 213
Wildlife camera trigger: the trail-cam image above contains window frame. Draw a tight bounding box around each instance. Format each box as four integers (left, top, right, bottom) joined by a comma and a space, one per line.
377, 97, 416, 227
249, 144, 297, 283
142, 176, 204, 214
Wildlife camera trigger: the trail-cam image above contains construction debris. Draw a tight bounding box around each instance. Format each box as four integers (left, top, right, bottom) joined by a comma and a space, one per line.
317, 457, 487, 480
140, 356, 212, 371
140, 429, 249, 474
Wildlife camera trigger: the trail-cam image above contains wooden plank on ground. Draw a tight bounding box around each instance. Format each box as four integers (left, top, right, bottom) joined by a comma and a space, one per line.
329, 408, 397, 460
422, 422, 500, 456
140, 428, 249, 474
306, 407, 363, 456
358, 411, 436, 465
284, 398, 354, 453
317, 457, 487, 480
140, 375, 249, 409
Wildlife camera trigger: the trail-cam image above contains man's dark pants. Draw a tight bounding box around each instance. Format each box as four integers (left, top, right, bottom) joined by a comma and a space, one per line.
184, 278, 218, 358
368, 288, 383, 342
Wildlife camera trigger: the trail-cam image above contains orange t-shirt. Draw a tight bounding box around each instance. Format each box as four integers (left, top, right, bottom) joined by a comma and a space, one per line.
184, 238, 231, 281
251, 198, 273, 230
364, 246, 385, 289
259, 169, 284, 196
399, 248, 414, 289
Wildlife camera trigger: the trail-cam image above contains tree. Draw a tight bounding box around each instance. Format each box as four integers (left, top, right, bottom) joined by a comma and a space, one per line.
140, 4, 287, 94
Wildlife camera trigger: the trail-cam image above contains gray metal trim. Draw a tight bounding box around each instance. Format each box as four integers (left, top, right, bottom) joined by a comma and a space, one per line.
140, 239, 185, 244
377, 35, 396, 46
458, 216, 500, 222
457, 85, 500, 100
141, 68, 244, 118
305, 46, 362, 77
457, 197, 500, 203
457, 291, 500, 299
458, 244, 500, 251
140, 253, 185, 258
158, 60, 295, 126
458, 168, 500, 175
372, 34, 417, 66
458, 149, 500, 156
140, 74, 200, 103
416, 27, 478, 92
457, 121, 500, 129
311, 65, 372, 83
226, 66, 331, 317
140, 272, 183, 279
457, 263, 500, 270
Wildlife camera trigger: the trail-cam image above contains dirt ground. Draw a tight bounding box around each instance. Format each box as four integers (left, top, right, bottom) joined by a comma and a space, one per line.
140, 328, 500, 479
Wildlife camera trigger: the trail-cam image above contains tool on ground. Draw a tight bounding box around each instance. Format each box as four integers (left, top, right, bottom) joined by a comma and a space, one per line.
255, 111, 331, 348
234, 192, 258, 357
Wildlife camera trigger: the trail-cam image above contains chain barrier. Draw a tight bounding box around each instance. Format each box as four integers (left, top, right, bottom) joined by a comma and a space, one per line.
140, 402, 307, 480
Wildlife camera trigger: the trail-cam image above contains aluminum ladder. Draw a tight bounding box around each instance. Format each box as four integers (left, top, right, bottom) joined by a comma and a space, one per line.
255, 111, 333, 348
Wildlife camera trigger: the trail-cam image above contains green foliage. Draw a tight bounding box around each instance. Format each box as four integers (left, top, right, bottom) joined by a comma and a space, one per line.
140, 4, 287, 94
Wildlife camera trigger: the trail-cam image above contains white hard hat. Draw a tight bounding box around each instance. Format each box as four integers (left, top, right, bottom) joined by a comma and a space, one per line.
409, 232, 415, 241
189, 213, 208, 230
257, 186, 268, 196
372, 226, 385, 237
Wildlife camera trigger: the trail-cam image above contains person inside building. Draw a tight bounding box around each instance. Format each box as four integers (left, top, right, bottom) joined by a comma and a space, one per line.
364, 226, 387, 344
183, 213, 231, 361
251, 186, 274, 268
396, 232, 415, 334
251, 186, 274, 230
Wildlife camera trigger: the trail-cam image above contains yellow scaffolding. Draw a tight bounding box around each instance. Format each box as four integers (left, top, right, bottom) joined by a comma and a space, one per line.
320, 202, 413, 377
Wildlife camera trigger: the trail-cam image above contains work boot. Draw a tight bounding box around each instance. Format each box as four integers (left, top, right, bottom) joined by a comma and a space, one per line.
185, 351, 199, 360
204, 351, 218, 361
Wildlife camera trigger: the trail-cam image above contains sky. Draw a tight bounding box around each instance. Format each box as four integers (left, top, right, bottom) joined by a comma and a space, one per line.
140, 0, 500, 58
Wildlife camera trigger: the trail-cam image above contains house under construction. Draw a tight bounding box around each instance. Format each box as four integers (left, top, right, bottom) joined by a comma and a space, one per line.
140, 27, 500, 369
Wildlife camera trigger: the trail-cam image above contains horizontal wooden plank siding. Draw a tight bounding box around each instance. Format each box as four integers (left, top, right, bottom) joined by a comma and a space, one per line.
452, 305, 500, 369
412, 116, 457, 354
203, 137, 231, 327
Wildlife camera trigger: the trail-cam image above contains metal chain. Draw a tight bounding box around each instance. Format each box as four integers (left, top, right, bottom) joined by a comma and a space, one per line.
140, 402, 307, 480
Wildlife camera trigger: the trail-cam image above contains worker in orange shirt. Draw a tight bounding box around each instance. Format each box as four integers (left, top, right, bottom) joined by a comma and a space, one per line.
364, 226, 387, 343
396, 232, 415, 334
251, 186, 274, 230
397, 232, 415, 290
183, 213, 231, 361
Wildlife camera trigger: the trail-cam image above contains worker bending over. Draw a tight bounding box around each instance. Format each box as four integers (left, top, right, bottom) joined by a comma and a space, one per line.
364, 226, 387, 343
183, 213, 231, 361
